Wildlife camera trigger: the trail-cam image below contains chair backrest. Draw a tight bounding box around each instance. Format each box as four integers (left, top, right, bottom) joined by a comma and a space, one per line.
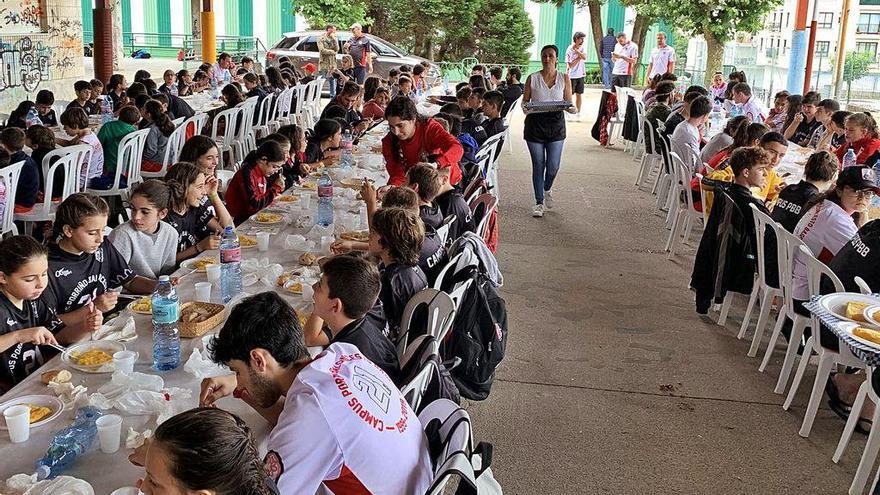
469, 192, 497, 241
503, 95, 524, 125
183, 113, 209, 139
396, 288, 456, 359
171, 116, 185, 126
419, 398, 475, 493
775, 227, 811, 313
749, 203, 776, 288
275, 87, 295, 120
855, 276, 873, 295
159, 123, 189, 174
211, 107, 242, 146
0, 161, 25, 235
614, 87, 629, 119
683, 145, 703, 174
236, 97, 259, 139
655, 132, 673, 175
38, 152, 82, 211
256, 93, 275, 126
476, 133, 505, 172
436, 214, 456, 247
800, 244, 845, 295
400, 336, 439, 412
115, 128, 150, 190
669, 152, 696, 212
292, 84, 309, 119
447, 278, 473, 314
642, 117, 657, 155
41, 145, 92, 193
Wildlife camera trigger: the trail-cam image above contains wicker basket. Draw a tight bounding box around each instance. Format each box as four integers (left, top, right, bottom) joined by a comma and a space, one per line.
178, 301, 226, 338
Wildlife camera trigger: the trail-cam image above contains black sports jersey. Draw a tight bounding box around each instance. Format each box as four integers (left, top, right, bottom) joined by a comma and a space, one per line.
164, 201, 216, 252
824, 220, 880, 294
419, 202, 444, 230
0, 293, 65, 394
66, 99, 98, 116
471, 117, 507, 146
45, 242, 134, 314
379, 263, 428, 341
772, 180, 820, 232
325, 317, 402, 385
791, 116, 823, 146
419, 226, 447, 284
435, 189, 475, 244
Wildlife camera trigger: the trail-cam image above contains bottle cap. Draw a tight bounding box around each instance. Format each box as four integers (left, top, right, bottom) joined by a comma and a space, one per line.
159, 275, 170, 282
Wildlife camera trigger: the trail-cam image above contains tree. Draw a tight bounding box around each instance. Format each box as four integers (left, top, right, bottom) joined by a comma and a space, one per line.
293, 0, 370, 31
842, 51, 874, 103
652, 0, 781, 86
458, 0, 535, 64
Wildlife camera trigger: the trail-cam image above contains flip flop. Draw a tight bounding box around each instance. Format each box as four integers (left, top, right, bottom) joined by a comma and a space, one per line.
826, 376, 853, 413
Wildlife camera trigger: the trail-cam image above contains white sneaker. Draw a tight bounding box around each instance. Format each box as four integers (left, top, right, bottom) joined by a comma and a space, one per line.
532, 204, 544, 217
544, 190, 554, 209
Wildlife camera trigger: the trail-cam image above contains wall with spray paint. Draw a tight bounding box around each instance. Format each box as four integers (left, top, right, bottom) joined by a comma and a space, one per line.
0, 0, 84, 112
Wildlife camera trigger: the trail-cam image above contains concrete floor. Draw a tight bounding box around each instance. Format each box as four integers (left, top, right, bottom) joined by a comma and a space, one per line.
469, 89, 868, 494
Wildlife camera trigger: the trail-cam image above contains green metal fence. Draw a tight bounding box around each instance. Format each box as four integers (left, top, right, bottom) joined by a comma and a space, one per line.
82, 31, 266, 65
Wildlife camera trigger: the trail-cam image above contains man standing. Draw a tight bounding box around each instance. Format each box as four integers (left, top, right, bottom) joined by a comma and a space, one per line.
566, 32, 587, 118
345, 23, 372, 84
646, 32, 676, 80
600, 28, 617, 89
318, 24, 339, 99
611, 32, 638, 90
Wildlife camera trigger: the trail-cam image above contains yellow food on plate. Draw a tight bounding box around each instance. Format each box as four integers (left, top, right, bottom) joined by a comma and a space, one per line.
194, 258, 218, 271
846, 301, 871, 322
28, 405, 53, 423
276, 194, 300, 202
854, 326, 880, 345
286, 282, 303, 294
299, 182, 318, 191
130, 297, 152, 313
255, 212, 283, 223
73, 349, 113, 366
238, 235, 257, 247
340, 231, 370, 242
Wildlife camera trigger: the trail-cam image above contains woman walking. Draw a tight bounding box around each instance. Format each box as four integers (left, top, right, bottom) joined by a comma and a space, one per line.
522, 44, 576, 218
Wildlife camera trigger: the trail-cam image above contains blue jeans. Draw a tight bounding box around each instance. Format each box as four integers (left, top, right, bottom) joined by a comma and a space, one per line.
321, 70, 337, 99
526, 140, 564, 204
353, 66, 368, 84
602, 58, 613, 88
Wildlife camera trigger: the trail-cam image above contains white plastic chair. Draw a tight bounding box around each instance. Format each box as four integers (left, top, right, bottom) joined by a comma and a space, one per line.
783, 245, 863, 438
86, 128, 149, 201
0, 161, 25, 236
395, 288, 456, 360
399, 335, 439, 412
739, 204, 784, 358
636, 119, 661, 189
432, 251, 477, 291
142, 123, 187, 178
15, 150, 87, 231
182, 113, 209, 140
469, 193, 497, 241
291, 84, 310, 128
215, 160, 242, 195
664, 153, 702, 258
271, 87, 295, 131
52, 101, 70, 116
855, 276, 872, 295
607, 88, 628, 144
653, 134, 674, 211
631, 99, 646, 161
233, 97, 259, 163
252, 93, 276, 140
419, 398, 475, 494
502, 94, 523, 155
758, 226, 813, 395
841, 367, 880, 495
210, 107, 243, 170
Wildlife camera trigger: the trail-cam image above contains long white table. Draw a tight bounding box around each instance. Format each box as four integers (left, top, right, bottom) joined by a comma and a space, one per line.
0, 134, 389, 493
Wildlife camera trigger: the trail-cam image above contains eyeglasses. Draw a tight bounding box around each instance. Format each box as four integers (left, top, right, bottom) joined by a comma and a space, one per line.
855, 189, 876, 199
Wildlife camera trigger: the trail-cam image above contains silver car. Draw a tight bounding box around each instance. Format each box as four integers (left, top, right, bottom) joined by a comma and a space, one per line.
266, 30, 440, 82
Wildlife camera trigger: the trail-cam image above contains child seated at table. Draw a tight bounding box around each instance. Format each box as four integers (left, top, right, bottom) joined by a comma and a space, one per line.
25, 125, 60, 198
5, 101, 34, 129
764, 91, 789, 132
262, 132, 301, 186
34, 90, 58, 127
703, 131, 788, 213
304, 118, 342, 169
302, 254, 402, 384
437, 105, 479, 164
435, 165, 476, 243
691, 147, 772, 314
0, 128, 39, 213
731, 83, 767, 124
816, 110, 851, 153
806, 99, 841, 149
479, 91, 508, 145
66, 80, 98, 115
89, 79, 104, 108
467, 87, 486, 124
0, 235, 70, 395
225, 141, 286, 225
397, 75, 415, 101
158, 69, 177, 95
57, 108, 104, 188
835, 112, 880, 166
671, 95, 712, 167
96, 106, 139, 187
141, 100, 176, 173
44, 193, 157, 341
406, 163, 444, 229
106, 74, 129, 111
164, 162, 233, 262
109, 180, 179, 279
362, 86, 390, 121
276, 124, 310, 180
784, 91, 823, 147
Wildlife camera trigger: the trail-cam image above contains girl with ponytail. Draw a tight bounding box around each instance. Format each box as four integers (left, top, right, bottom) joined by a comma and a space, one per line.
835, 112, 880, 166
164, 162, 233, 262
224, 141, 287, 225
142, 99, 177, 172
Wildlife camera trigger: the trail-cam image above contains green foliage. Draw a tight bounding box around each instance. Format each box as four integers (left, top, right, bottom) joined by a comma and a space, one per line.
656, 0, 781, 44
467, 0, 536, 64
293, 0, 371, 30
842, 50, 875, 101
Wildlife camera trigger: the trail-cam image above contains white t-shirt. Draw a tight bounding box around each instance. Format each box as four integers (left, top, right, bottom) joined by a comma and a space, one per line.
566, 45, 586, 79
740, 97, 767, 124
671, 121, 701, 170
79, 133, 104, 183
109, 221, 179, 279
264, 343, 432, 494
791, 200, 859, 300
648, 46, 676, 79
612, 42, 639, 75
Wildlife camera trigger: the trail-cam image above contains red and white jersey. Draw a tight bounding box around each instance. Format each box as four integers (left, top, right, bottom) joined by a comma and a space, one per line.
264, 343, 433, 494
791, 199, 858, 300
741, 97, 767, 124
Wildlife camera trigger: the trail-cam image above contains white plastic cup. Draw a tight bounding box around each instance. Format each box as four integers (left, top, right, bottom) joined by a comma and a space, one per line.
3, 405, 30, 443
257, 232, 271, 252
300, 194, 311, 209
195, 282, 212, 302
110, 488, 142, 495
112, 350, 138, 374
205, 263, 221, 283
96, 414, 123, 453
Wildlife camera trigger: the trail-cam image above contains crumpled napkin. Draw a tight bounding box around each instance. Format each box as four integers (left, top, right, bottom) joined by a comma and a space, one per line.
183, 348, 230, 379
306, 224, 334, 241
93, 315, 137, 342
48, 382, 89, 409
125, 427, 153, 449
285, 234, 316, 251
5, 474, 94, 495
240, 258, 284, 287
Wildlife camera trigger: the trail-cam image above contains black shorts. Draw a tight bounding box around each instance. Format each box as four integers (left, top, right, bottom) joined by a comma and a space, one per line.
611, 74, 631, 90
571, 77, 585, 94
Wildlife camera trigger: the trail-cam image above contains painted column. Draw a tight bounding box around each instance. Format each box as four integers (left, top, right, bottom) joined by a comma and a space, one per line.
82, 0, 94, 44
93, 0, 114, 84
112, 0, 123, 69
156, 0, 171, 46
266, 0, 281, 48
202, 0, 217, 64
787, 0, 810, 92
605, 0, 625, 34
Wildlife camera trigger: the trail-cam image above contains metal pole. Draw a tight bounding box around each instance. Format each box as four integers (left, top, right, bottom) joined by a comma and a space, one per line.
804, 0, 820, 93
92, 0, 114, 84
833, 0, 853, 98
787, 0, 811, 92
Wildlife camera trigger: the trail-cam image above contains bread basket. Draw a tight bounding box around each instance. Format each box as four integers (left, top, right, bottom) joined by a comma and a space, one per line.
178, 301, 226, 338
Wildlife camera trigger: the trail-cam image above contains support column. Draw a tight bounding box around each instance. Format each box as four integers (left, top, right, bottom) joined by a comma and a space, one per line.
112, 0, 124, 71
93, 0, 115, 84
787, 0, 810, 93
833, 0, 853, 98
803, 0, 820, 93
201, 0, 217, 65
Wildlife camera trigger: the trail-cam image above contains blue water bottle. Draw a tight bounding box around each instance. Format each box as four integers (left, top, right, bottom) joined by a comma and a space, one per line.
100, 96, 113, 125
152, 275, 181, 371
25, 107, 42, 128
219, 227, 242, 303
843, 149, 857, 169
35, 407, 102, 480
341, 129, 353, 168
317, 169, 334, 227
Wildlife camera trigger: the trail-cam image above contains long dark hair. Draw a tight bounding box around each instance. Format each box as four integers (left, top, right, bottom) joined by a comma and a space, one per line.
107, 74, 126, 93
277, 124, 304, 155
728, 122, 768, 151
131, 179, 172, 211
782, 94, 803, 133
10, 100, 34, 121
265, 67, 286, 91
0, 235, 47, 276
309, 118, 342, 146
244, 140, 285, 167
143, 100, 175, 137
724, 115, 749, 138
53, 193, 110, 242
363, 76, 382, 101
179, 135, 219, 164
154, 408, 272, 495
165, 162, 203, 211
222, 84, 245, 107
385, 97, 429, 164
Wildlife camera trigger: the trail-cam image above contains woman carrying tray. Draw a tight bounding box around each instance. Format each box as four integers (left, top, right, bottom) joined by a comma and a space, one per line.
522, 44, 577, 218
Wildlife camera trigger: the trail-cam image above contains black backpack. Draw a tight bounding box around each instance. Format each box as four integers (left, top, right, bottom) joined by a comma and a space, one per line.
442, 268, 508, 400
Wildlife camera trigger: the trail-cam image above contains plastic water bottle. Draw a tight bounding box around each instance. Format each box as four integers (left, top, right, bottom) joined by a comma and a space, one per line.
25, 107, 42, 128
317, 169, 334, 227
211, 78, 220, 100
224, 70, 231, 84
34, 407, 102, 480
843, 149, 857, 169
170, 83, 178, 96
341, 129, 354, 168
100, 96, 113, 125
219, 226, 242, 303
151, 275, 180, 371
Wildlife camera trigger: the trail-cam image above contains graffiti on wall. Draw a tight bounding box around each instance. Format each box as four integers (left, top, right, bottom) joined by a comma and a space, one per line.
46, 9, 81, 79
0, 36, 50, 92
0, 0, 43, 30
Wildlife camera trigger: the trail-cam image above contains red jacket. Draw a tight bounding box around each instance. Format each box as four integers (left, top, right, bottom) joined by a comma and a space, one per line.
382, 118, 464, 186
835, 136, 880, 166
225, 161, 283, 225
362, 100, 385, 120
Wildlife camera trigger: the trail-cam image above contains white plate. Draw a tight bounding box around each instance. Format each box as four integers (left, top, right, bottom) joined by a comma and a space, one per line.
842, 322, 880, 352
62, 340, 126, 373
251, 212, 285, 225
181, 257, 219, 272
0, 395, 64, 429
238, 235, 258, 249
818, 293, 880, 325
865, 304, 880, 328
127, 297, 152, 315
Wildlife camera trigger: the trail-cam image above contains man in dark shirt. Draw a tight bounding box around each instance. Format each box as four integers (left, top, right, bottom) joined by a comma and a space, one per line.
785, 91, 823, 146
345, 23, 372, 84
307, 255, 402, 384
321, 81, 366, 132
478, 91, 508, 146
500, 67, 524, 118
600, 28, 617, 89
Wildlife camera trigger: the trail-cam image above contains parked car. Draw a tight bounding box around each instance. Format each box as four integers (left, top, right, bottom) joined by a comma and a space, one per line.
266, 30, 440, 83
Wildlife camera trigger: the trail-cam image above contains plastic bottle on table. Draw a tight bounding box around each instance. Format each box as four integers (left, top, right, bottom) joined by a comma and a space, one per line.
211, 78, 220, 100
219, 226, 242, 303
843, 149, 857, 169
34, 407, 102, 480
100, 96, 113, 125
151, 275, 181, 371
25, 107, 42, 128
341, 129, 354, 168
317, 169, 334, 227
170, 83, 179, 96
